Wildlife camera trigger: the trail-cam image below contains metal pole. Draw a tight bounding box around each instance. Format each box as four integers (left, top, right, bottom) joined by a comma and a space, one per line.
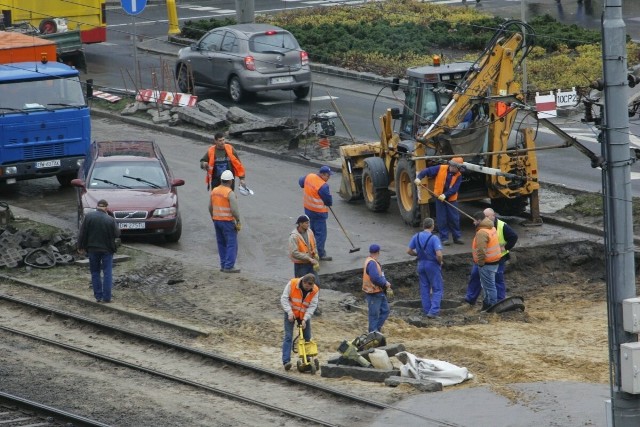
521, 0, 527, 101
601, 0, 640, 425
132, 15, 140, 89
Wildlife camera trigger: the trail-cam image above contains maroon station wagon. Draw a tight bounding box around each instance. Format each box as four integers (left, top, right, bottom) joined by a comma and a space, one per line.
71, 141, 185, 242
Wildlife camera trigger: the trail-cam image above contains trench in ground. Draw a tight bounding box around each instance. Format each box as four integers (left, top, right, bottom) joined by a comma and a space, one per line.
320, 240, 640, 328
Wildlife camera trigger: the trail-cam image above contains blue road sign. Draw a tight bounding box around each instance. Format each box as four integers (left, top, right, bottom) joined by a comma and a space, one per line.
121, 0, 147, 16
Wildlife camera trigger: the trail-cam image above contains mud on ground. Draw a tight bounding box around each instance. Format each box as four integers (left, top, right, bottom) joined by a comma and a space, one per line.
6, 235, 637, 405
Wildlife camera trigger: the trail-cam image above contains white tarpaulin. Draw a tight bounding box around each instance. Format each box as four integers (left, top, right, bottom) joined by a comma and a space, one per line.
397, 351, 473, 387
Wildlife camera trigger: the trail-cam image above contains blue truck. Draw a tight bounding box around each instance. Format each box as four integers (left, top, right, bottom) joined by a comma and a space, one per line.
0, 41, 90, 186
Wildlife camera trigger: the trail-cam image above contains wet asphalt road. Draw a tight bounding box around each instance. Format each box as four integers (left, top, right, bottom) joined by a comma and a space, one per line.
0, 113, 601, 283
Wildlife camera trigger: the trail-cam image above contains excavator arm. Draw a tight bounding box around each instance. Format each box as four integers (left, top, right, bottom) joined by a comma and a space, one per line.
417, 21, 533, 148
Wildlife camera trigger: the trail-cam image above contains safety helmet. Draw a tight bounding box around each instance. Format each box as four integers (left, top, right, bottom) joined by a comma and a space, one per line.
220, 170, 234, 181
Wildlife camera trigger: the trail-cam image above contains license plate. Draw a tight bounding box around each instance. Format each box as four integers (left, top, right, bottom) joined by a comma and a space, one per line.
119, 222, 146, 230
271, 76, 294, 84
36, 159, 61, 168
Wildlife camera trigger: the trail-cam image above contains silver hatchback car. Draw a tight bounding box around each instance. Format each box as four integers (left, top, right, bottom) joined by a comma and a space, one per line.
175, 24, 312, 102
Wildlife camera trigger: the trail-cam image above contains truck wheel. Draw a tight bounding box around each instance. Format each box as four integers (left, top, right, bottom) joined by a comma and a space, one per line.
39, 19, 58, 34
362, 157, 390, 212
56, 173, 75, 187
395, 157, 421, 226
491, 196, 527, 216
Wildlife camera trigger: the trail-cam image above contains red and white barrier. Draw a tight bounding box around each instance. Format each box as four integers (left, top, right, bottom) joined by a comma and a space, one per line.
93, 90, 122, 103
136, 89, 198, 107
535, 91, 557, 119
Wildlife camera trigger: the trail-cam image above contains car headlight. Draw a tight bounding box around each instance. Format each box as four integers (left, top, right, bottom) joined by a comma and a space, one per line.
153, 207, 177, 217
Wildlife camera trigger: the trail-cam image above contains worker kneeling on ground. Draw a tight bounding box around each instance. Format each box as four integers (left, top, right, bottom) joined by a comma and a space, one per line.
280, 273, 319, 371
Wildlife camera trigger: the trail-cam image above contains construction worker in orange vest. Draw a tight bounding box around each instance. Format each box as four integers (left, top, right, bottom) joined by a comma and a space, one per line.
414, 157, 465, 246
362, 244, 393, 333
200, 132, 246, 191
471, 211, 502, 310
299, 165, 333, 261
288, 214, 320, 282
208, 170, 241, 273
280, 273, 319, 371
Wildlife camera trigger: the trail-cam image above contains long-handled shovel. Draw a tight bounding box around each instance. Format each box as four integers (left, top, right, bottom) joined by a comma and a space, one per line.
419, 184, 475, 222
328, 206, 360, 253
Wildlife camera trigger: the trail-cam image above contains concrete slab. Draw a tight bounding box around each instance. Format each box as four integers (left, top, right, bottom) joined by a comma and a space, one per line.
369, 382, 610, 427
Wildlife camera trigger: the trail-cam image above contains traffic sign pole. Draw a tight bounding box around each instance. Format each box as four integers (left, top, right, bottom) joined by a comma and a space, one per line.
121, 0, 147, 89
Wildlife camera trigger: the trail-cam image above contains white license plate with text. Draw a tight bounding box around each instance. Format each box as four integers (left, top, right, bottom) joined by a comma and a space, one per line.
119, 222, 146, 230
271, 76, 294, 84
36, 159, 61, 168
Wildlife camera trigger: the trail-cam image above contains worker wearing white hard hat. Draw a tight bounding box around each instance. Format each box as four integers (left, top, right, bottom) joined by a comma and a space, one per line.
209, 170, 242, 273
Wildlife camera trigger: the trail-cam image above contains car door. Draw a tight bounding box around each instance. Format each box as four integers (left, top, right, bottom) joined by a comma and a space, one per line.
189, 30, 225, 87
212, 30, 239, 87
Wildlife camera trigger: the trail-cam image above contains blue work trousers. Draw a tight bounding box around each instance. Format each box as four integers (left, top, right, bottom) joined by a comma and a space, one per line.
213, 220, 238, 269
418, 260, 443, 316
479, 263, 499, 307
465, 259, 507, 303
282, 313, 312, 364
365, 292, 389, 333
294, 263, 319, 284
309, 217, 328, 258
435, 200, 461, 242
89, 251, 113, 302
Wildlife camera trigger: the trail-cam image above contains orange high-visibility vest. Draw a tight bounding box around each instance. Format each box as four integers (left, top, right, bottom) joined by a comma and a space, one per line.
362, 256, 384, 294
211, 186, 234, 221
472, 227, 502, 264
303, 174, 328, 213
434, 165, 461, 202
290, 229, 317, 264
205, 144, 245, 185
289, 278, 319, 320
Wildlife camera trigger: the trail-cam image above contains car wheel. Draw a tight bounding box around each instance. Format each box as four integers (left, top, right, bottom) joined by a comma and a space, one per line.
293, 86, 310, 99
176, 64, 193, 94
228, 76, 245, 102
165, 216, 182, 243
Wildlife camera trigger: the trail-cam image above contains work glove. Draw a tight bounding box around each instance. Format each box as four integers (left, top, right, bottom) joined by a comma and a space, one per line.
234, 221, 242, 232
386, 287, 394, 300
313, 254, 321, 272
200, 161, 208, 170
438, 194, 446, 202
414, 178, 421, 186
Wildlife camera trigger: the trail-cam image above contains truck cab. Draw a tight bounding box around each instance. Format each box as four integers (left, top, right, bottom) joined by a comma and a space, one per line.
0, 61, 90, 186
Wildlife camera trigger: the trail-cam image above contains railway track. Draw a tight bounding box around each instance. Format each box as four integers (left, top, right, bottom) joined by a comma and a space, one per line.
0, 290, 462, 427
0, 393, 108, 427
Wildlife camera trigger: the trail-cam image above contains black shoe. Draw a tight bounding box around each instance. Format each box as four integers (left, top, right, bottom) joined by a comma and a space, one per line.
320, 256, 332, 261
103, 300, 112, 303
96, 299, 102, 303
426, 313, 439, 319
442, 240, 451, 246
284, 362, 292, 371
222, 268, 241, 273
463, 298, 475, 305
454, 239, 464, 245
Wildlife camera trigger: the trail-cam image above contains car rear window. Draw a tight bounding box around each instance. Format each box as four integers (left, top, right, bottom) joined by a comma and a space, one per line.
249, 32, 298, 53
